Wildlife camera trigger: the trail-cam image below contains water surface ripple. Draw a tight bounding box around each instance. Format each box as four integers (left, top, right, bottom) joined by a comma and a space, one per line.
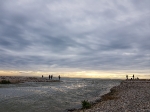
0, 78, 121, 112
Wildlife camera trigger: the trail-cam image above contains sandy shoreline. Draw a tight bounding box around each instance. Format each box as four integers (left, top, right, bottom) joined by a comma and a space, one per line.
73, 79, 150, 112
0, 76, 61, 84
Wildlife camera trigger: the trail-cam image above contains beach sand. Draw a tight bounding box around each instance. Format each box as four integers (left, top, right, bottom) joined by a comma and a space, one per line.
73, 79, 150, 112
0, 76, 60, 84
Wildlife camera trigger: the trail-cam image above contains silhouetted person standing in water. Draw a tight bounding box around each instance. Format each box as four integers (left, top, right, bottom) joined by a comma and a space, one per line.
51, 75, 53, 80
58, 75, 60, 81
42, 75, 43, 78
133, 74, 134, 80
49, 75, 50, 80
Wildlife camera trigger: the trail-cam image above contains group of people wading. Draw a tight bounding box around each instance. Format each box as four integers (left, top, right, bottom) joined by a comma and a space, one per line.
42, 75, 61, 81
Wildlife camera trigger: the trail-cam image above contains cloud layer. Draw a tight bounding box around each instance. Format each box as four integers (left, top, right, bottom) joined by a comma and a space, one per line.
0, 0, 150, 76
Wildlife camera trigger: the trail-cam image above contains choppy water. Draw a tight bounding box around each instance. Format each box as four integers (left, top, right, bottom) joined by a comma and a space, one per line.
0, 78, 121, 112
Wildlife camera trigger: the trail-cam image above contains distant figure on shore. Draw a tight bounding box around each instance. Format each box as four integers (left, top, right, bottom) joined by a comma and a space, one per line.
131, 78, 132, 80
126, 75, 128, 80
133, 74, 134, 80
42, 75, 43, 78
51, 75, 53, 80
58, 75, 60, 80
49, 75, 50, 80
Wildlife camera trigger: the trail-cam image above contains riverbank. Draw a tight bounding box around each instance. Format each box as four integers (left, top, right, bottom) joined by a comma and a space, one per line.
73, 79, 150, 112
0, 76, 60, 84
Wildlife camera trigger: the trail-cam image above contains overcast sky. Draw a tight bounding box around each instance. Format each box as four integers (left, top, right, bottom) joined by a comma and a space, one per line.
0, 0, 150, 78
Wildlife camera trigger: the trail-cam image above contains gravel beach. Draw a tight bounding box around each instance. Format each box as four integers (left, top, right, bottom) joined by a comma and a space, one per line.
74, 80, 150, 112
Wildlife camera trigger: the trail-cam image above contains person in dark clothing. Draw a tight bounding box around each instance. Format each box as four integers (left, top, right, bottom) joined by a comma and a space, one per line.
51, 75, 53, 80
49, 75, 50, 80
133, 74, 134, 80
126, 75, 128, 80
42, 75, 43, 78
58, 75, 60, 80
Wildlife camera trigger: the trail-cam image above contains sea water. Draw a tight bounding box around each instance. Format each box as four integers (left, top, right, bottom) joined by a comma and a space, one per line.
0, 78, 121, 112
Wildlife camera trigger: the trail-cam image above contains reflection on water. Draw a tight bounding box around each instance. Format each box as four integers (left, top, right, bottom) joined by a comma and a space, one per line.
0, 78, 121, 112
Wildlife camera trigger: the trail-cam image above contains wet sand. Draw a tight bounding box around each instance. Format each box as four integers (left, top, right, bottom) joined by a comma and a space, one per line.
73, 79, 150, 112
0, 76, 60, 84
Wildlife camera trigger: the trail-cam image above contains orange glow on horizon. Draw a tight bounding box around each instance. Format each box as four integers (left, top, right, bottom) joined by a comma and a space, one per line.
0, 70, 149, 79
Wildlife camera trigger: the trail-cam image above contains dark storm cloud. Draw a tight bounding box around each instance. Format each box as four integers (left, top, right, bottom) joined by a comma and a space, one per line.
0, 0, 150, 73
